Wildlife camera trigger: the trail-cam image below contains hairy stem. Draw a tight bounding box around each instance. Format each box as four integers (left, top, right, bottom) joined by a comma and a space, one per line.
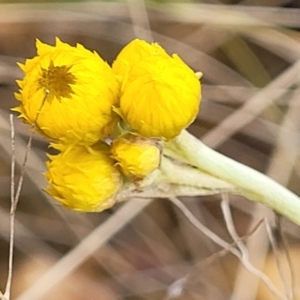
166, 130, 300, 227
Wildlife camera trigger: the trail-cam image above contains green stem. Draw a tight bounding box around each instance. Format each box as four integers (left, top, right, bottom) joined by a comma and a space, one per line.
116, 155, 237, 202
157, 156, 237, 194
166, 130, 300, 227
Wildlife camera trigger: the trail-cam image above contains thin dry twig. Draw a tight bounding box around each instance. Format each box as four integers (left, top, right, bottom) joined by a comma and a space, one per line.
13, 91, 48, 208
275, 215, 296, 300
220, 194, 288, 300
221, 193, 249, 258
2, 116, 36, 300
265, 218, 294, 300
1, 115, 17, 300
165, 217, 265, 299
169, 196, 286, 300
197, 218, 264, 269
230, 204, 272, 300
2, 115, 16, 300
168, 197, 241, 256
3, 93, 49, 300
9, 114, 15, 208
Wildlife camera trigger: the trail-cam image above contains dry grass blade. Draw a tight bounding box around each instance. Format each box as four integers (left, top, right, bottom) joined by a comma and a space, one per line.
126, 0, 152, 40
202, 61, 300, 148
15, 199, 152, 300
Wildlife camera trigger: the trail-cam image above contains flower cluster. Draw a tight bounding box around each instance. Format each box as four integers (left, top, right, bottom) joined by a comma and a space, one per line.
14, 38, 201, 212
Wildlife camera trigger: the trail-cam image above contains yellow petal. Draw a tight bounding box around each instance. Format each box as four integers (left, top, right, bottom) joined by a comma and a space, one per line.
13, 38, 121, 145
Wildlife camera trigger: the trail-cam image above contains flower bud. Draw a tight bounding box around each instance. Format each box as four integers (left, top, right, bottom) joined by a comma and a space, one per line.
119, 54, 201, 139
45, 143, 122, 212
111, 134, 161, 179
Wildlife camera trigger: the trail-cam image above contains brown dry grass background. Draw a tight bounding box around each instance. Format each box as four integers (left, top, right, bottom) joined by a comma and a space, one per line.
1, 0, 300, 299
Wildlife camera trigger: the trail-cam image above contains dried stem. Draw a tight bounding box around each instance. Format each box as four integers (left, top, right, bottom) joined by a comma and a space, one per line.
10, 114, 15, 207
3, 93, 48, 300
196, 218, 264, 269
169, 196, 286, 300
221, 193, 249, 258
3, 116, 35, 300
170, 217, 265, 299
275, 215, 296, 300
220, 194, 287, 300
1, 115, 16, 300
265, 219, 293, 300
168, 197, 241, 256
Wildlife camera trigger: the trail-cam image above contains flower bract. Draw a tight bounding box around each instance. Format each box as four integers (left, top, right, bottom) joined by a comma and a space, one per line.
14, 38, 120, 145
45, 143, 123, 212
111, 134, 161, 179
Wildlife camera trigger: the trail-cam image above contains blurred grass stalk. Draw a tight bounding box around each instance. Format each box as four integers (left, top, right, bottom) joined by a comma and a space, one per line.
164, 130, 300, 227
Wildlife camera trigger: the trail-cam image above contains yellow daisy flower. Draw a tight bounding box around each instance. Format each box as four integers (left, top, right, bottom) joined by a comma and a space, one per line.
119, 54, 201, 140
14, 38, 120, 145
111, 134, 161, 179
45, 142, 123, 212
112, 38, 168, 84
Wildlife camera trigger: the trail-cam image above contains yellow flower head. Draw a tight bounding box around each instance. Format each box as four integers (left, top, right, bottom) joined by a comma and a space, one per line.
14, 38, 120, 145
119, 54, 201, 139
111, 134, 161, 179
112, 38, 168, 83
45, 143, 123, 212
